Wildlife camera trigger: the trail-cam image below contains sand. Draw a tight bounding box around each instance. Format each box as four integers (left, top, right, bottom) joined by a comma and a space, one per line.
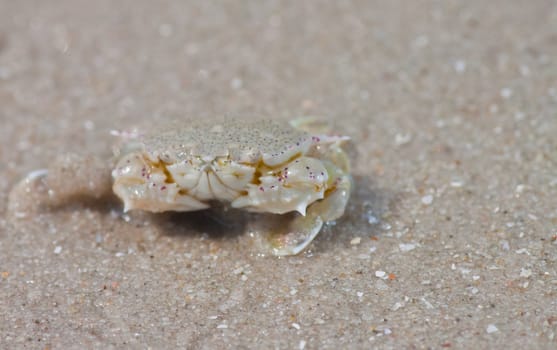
1, 0, 556, 348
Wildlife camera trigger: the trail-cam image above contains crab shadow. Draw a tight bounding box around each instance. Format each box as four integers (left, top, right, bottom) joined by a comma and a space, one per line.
6, 171, 397, 254
150, 175, 398, 253
309, 174, 398, 252
152, 202, 250, 241
6, 186, 121, 224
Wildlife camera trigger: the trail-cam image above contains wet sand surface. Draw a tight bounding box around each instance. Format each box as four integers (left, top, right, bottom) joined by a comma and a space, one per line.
1, 1, 556, 348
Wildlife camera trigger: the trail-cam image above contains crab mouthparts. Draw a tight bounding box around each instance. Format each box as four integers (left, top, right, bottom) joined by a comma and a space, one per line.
199, 163, 215, 173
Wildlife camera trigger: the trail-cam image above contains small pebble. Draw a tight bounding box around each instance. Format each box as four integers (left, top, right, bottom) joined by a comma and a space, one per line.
486, 324, 498, 334
450, 180, 464, 187
500, 88, 513, 99
421, 195, 433, 205
391, 302, 404, 311
350, 237, 362, 245
53, 246, 62, 254
453, 59, 466, 73
394, 133, 412, 146
230, 78, 243, 89
399, 243, 417, 252
158, 23, 173, 37
413, 35, 429, 48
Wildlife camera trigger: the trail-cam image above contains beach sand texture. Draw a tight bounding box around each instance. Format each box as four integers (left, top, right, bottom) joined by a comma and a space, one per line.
1, 1, 556, 348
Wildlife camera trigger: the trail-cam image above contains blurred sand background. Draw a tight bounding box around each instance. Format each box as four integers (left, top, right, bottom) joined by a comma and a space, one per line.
1, 0, 556, 348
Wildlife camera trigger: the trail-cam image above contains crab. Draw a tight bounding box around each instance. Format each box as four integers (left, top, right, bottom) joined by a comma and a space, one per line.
8, 118, 352, 256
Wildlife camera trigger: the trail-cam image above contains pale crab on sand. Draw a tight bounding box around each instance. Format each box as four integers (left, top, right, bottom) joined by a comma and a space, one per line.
9, 118, 352, 256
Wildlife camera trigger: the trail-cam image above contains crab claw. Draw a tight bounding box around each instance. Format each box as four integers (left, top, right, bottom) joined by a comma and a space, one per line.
231, 156, 329, 216
263, 163, 352, 256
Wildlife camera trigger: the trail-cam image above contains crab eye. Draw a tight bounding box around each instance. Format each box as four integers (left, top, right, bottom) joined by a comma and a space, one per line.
159, 153, 172, 163
215, 157, 230, 166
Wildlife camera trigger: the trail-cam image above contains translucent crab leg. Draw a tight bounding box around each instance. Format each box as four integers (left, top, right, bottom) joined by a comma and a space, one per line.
265, 212, 325, 256
289, 116, 332, 134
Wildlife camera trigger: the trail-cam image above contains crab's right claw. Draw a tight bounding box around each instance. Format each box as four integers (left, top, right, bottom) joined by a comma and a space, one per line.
265, 167, 352, 256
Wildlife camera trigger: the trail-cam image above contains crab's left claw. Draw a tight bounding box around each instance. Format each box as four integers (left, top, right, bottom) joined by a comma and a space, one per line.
265, 164, 352, 256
